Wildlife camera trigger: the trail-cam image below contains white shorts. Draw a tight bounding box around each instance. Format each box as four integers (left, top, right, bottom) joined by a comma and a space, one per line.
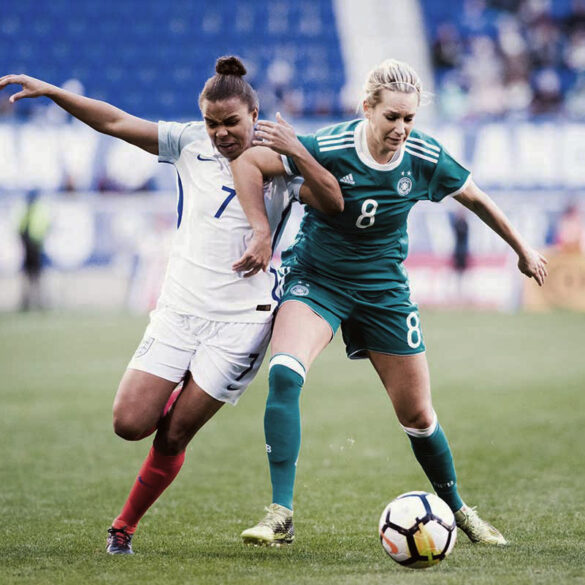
127, 305, 272, 405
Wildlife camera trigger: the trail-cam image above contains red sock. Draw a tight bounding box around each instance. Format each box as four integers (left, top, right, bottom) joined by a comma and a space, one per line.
112, 446, 185, 533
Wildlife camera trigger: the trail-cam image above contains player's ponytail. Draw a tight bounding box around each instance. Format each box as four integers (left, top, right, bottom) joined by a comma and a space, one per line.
198, 55, 258, 112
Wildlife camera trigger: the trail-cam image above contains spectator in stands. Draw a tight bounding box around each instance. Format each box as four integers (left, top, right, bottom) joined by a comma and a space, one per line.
437, 72, 470, 120
525, 11, 563, 69
432, 23, 464, 70
18, 190, 50, 311
531, 68, 563, 114
259, 57, 297, 117
565, 73, 585, 117
555, 203, 585, 253
451, 209, 471, 303
566, 0, 585, 34
463, 36, 507, 118
428, 0, 585, 119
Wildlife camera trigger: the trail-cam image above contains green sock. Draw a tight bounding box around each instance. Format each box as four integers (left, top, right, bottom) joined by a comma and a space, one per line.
264, 354, 305, 511
405, 421, 464, 512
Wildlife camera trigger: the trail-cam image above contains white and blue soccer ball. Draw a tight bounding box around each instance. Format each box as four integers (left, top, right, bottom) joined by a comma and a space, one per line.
378, 491, 457, 569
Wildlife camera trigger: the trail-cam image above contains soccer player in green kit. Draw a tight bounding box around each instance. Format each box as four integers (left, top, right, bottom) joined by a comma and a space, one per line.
230, 59, 548, 547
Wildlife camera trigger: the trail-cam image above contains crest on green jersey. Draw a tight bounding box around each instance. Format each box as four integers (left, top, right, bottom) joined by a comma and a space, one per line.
397, 173, 413, 196
290, 283, 310, 296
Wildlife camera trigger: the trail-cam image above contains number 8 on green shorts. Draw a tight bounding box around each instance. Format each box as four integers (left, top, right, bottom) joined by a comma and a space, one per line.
280, 270, 425, 358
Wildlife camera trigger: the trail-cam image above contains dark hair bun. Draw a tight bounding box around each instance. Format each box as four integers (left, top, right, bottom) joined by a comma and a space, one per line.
216, 56, 247, 76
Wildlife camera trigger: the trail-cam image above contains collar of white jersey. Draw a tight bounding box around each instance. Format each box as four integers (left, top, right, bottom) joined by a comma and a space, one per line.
355, 119, 405, 172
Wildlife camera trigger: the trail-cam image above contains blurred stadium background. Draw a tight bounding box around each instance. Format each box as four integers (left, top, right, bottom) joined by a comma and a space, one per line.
2, 3, 585, 583
1, 0, 585, 313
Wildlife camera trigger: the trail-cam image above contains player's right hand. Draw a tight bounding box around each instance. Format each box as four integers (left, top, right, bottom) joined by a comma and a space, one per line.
253, 112, 303, 158
0, 74, 53, 102
232, 230, 272, 278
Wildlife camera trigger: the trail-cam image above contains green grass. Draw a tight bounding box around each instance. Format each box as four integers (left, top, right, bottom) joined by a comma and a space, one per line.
1, 310, 584, 585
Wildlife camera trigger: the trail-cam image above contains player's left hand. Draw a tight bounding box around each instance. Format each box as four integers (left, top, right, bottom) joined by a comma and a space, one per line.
517, 247, 548, 286
253, 112, 303, 157
232, 229, 271, 278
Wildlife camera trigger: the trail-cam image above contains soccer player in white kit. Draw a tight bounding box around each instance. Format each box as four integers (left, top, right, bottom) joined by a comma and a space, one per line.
0, 57, 343, 555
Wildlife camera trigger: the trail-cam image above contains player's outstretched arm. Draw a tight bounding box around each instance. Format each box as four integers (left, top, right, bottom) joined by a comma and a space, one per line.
253, 112, 344, 215
454, 180, 548, 286
0, 74, 158, 154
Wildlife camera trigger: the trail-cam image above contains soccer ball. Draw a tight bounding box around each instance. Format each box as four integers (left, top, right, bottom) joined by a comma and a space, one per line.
378, 491, 457, 569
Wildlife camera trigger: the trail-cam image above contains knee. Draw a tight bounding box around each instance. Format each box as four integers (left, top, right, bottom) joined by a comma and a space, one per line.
112, 411, 153, 441
397, 407, 436, 431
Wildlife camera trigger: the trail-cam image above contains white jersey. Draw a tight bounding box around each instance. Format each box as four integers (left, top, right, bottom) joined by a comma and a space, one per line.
157, 121, 300, 323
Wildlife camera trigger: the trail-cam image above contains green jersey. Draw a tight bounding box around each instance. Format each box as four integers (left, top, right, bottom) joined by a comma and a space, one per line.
283, 119, 471, 290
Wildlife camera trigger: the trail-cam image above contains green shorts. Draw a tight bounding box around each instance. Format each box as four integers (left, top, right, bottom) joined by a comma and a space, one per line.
280, 270, 425, 359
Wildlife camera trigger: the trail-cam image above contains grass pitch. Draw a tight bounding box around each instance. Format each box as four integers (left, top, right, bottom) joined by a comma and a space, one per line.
1, 310, 584, 585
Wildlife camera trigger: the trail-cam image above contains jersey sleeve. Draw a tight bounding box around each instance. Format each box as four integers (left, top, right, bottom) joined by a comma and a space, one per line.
427, 148, 471, 202
284, 176, 305, 202
282, 134, 319, 176
158, 121, 204, 164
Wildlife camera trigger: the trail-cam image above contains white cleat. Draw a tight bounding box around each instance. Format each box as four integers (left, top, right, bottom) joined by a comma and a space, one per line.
241, 503, 294, 546
454, 505, 508, 545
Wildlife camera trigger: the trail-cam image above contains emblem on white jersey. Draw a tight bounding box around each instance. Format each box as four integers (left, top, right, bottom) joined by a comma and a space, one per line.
290, 283, 310, 297
397, 171, 413, 196
339, 173, 355, 185
134, 336, 154, 359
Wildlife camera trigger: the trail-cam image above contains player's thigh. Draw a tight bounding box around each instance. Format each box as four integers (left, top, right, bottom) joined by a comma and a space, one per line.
272, 273, 348, 369
154, 374, 224, 455
368, 351, 433, 429
271, 300, 335, 370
